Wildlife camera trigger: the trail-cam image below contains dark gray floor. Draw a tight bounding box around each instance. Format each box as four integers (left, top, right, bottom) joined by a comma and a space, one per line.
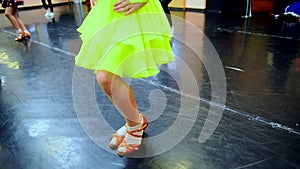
0, 3, 300, 169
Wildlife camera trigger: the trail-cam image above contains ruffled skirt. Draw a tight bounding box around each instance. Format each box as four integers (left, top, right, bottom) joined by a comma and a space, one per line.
75, 0, 175, 78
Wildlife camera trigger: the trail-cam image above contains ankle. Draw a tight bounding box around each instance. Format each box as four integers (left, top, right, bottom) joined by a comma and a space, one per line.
15, 28, 22, 34
126, 114, 143, 127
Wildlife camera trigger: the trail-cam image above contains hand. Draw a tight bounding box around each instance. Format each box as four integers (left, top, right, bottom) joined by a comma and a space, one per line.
113, 0, 146, 16
90, 0, 97, 7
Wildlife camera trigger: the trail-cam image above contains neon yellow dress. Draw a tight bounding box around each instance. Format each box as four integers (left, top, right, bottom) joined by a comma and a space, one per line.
75, 0, 175, 78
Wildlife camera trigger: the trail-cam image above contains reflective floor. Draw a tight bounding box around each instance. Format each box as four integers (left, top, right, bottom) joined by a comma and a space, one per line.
0, 3, 300, 169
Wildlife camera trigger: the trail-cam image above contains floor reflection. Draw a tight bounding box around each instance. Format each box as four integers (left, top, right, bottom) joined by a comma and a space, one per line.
0, 4, 300, 169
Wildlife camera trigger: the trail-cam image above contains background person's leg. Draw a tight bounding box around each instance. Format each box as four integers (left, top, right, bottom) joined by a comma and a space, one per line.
160, 0, 173, 27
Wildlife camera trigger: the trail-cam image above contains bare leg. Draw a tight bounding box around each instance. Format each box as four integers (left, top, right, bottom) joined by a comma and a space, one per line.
15, 16, 27, 31
96, 70, 141, 127
5, 5, 27, 32
5, 6, 20, 30
97, 70, 148, 155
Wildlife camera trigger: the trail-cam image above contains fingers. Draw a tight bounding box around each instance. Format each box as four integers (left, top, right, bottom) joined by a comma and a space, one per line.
123, 4, 135, 15
124, 3, 146, 16
113, 0, 130, 12
113, 0, 146, 15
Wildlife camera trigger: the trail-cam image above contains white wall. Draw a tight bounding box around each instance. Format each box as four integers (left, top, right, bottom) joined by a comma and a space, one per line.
186, 0, 206, 9
170, 0, 206, 9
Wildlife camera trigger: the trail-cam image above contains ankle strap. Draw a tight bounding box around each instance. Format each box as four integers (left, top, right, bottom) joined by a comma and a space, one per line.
126, 122, 148, 138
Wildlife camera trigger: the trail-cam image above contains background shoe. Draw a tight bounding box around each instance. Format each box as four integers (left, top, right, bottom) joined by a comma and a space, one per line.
23, 32, 31, 39
44, 11, 51, 18
15, 33, 24, 41
48, 12, 55, 18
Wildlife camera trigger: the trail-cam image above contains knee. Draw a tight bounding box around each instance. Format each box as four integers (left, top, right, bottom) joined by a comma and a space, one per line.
4, 12, 11, 18
96, 71, 113, 96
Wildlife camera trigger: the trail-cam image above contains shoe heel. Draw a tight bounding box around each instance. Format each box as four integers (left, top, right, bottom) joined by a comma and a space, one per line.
141, 114, 148, 132
23, 33, 31, 39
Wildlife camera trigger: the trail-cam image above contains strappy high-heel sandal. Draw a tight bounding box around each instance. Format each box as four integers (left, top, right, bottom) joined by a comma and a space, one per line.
15, 32, 24, 41
116, 114, 148, 156
109, 114, 148, 150
23, 32, 31, 39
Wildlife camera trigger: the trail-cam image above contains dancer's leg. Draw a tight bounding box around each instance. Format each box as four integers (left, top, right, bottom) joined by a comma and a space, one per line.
96, 70, 148, 155
96, 70, 141, 126
15, 14, 27, 32
4, 6, 20, 30
4, 6, 30, 40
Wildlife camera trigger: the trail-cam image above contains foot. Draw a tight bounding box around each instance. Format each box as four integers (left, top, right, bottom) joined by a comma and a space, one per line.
45, 11, 51, 18
23, 32, 31, 39
15, 32, 24, 41
116, 114, 148, 156
109, 125, 126, 150
45, 11, 55, 19
48, 12, 55, 18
